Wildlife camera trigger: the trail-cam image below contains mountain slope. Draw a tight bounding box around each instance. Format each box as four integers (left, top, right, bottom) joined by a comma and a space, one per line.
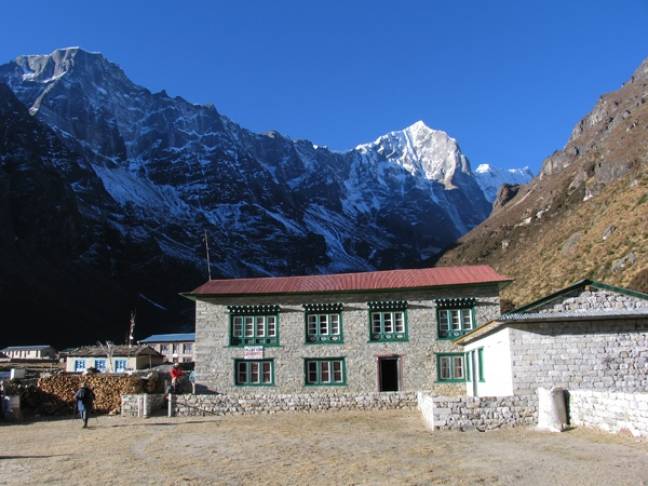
0, 47, 530, 346
0, 47, 508, 277
439, 58, 648, 305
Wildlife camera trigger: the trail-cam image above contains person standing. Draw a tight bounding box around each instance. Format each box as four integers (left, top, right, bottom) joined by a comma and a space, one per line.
74, 382, 95, 428
170, 363, 184, 394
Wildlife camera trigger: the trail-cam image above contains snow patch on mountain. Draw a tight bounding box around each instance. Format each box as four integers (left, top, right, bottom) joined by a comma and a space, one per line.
474, 163, 534, 202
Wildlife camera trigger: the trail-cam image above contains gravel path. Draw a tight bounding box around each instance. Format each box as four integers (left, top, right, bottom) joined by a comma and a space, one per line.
1, 409, 648, 485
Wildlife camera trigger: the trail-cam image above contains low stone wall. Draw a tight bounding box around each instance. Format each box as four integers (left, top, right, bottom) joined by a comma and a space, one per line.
170, 391, 418, 417
417, 392, 537, 431
121, 394, 165, 417
569, 390, 648, 437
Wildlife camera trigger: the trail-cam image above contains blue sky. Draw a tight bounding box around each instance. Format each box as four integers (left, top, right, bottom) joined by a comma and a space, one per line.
1, 1, 647, 172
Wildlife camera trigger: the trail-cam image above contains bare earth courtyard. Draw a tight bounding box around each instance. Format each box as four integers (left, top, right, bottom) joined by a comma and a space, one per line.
1, 410, 648, 485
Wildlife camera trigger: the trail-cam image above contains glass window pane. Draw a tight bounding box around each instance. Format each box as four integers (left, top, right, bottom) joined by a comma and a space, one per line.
372, 313, 382, 333
319, 314, 329, 335
451, 310, 461, 330
244, 317, 254, 337
462, 310, 473, 330
307, 315, 317, 336
440, 357, 450, 379
394, 312, 404, 332
320, 361, 330, 382
256, 316, 265, 337
330, 314, 340, 335
439, 310, 449, 329
308, 361, 318, 383
267, 316, 277, 337
237, 362, 247, 384
453, 356, 464, 379
250, 362, 259, 383
383, 313, 393, 333
233, 317, 243, 337
333, 361, 342, 382
262, 362, 272, 383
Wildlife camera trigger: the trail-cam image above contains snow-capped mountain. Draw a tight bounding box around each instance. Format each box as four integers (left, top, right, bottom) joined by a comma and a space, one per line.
0, 47, 529, 345
474, 163, 534, 202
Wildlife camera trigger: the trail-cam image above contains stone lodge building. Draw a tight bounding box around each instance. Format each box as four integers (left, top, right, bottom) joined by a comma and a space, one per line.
183, 265, 510, 394
456, 279, 648, 397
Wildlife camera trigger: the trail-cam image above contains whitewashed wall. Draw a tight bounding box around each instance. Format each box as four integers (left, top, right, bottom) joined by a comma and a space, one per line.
463, 327, 513, 397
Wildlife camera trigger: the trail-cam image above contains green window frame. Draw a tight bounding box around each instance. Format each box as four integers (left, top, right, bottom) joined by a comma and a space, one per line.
464, 349, 485, 384
234, 359, 274, 386
436, 298, 477, 339
304, 358, 346, 386
228, 305, 280, 347
368, 301, 408, 342
304, 303, 344, 344
436, 353, 466, 382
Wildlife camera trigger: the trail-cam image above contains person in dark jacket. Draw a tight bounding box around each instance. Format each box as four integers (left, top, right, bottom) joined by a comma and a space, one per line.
74, 382, 95, 428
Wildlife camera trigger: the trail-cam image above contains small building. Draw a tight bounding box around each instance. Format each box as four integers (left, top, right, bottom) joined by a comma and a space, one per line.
1, 345, 57, 361
65, 345, 164, 373
182, 265, 511, 394
456, 279, 648, 397
139, 333, 195, 363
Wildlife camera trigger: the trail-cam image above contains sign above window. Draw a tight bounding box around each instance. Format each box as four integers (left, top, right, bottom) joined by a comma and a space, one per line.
243, 346, 264, 359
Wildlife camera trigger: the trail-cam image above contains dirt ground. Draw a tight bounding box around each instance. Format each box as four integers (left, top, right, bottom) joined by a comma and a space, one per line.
1, 409, 648, 485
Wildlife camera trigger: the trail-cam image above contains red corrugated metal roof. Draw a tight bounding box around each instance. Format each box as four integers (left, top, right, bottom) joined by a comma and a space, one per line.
187, 265, 511, 297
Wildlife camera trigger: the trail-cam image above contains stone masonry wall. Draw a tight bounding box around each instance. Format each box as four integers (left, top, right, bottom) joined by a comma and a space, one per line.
570, 390, 648, 437
508, 319, 648, 396
121, 394, 165, 417
170, 391, 418, 416
417, 392, 536, 431
194, 285, 501, 394
534, 287, 648, 314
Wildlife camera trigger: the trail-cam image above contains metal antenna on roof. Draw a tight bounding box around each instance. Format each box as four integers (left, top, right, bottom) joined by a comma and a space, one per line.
203, 229, 212, 280
128, 312, 136, 348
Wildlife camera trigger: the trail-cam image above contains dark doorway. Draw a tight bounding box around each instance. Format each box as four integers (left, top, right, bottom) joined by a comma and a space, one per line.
378, 357, 399, 392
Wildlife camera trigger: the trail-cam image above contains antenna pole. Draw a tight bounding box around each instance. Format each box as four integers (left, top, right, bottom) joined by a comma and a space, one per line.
203, 229, 212, 280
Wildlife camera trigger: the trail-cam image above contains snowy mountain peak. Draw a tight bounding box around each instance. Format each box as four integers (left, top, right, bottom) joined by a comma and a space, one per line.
356, 121, 469, 189
13, 47, 107, 84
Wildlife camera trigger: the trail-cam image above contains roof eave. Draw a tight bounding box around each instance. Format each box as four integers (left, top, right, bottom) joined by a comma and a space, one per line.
182, 279, 514, 301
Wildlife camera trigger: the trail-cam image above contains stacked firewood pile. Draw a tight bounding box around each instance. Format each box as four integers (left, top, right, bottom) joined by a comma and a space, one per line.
33, 373, 159, 415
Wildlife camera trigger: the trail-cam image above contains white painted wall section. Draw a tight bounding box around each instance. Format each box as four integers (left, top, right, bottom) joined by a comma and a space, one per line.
464, 327, 513, 397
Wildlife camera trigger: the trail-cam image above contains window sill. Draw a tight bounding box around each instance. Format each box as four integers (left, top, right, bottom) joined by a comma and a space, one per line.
234, 384, 275, 387
304, 383, 347, 387
304, 340, 345, 345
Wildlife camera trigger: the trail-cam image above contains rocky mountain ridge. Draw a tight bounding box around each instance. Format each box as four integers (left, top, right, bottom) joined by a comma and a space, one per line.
440, 57, 648, 305
0, 47, 530, 346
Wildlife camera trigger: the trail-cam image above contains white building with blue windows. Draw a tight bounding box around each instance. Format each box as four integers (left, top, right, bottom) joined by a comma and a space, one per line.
139, 333, 195, 363
64, 345, 164, 373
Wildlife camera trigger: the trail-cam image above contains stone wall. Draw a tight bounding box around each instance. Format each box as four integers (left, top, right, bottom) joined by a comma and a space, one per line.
570, 390, 648, 437
417, 392, 537, 431
534, 287, 648, 314
195, 285, 502, 393
121, 393, 165, 417
169, 391, 418, 416
508, 319, 648, 396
